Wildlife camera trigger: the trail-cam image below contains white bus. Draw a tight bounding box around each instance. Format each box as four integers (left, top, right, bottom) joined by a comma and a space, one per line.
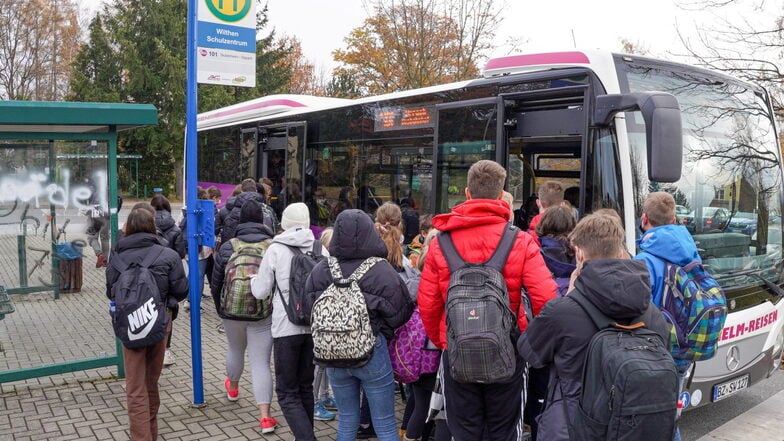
198, 50, 783, 410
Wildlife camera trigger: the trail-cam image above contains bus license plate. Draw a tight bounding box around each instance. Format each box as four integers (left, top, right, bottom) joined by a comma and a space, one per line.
712, 374, 750, 402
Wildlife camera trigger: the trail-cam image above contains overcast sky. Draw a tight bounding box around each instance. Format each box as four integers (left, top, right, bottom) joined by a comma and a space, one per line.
78, 0, 776, 73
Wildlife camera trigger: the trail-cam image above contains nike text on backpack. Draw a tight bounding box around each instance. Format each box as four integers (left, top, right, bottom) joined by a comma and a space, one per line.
311, 256, 382, 368
388, 307, 441, 383
220, 238, 271, 320
438, 223, 520, 384
278, 241, 325, 326
661, 260, 728, 362
570, 290, 679, 441
111, 247, 168, 349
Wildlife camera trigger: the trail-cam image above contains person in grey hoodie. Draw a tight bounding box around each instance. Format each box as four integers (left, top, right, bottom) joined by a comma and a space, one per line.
251, 203, 327, 441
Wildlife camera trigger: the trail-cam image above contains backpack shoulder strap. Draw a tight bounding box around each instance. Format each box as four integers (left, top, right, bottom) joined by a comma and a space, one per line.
437, 231, 464, 273
485, 223, 520, 272
349, 257, 384, 281
311, 240, 323, 257
327, 256, 346, 282
438, 223, 518, 273
569, 288, 615, 331
571, 288, 648, 332
140, 245, 165, 269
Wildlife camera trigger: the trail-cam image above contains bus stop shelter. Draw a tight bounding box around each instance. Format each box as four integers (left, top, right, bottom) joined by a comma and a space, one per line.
0, 101, 157, 383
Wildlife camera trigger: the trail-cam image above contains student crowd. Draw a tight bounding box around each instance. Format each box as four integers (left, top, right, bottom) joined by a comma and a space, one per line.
106, 162, 697, 441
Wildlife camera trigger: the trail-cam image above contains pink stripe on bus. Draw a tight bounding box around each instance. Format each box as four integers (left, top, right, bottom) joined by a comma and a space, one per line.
198, 99, 307, 121
484, 52, 590, 71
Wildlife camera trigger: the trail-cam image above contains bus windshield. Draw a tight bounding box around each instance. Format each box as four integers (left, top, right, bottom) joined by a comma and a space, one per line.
620, 57, 784, 298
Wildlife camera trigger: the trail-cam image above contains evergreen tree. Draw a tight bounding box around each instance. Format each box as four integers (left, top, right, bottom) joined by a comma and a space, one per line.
69, 14, 122, 104
68, 1, 293, 196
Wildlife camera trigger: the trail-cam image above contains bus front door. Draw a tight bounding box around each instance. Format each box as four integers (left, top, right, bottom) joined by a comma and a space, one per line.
259, 122, 307, 220
433, 98, 498, 214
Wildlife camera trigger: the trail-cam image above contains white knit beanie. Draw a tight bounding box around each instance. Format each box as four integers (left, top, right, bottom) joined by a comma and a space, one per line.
282, 202, 310, 230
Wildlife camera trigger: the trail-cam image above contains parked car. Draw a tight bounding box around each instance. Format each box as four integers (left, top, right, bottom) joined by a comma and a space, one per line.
676, 205, 690, 225
726, 212, 757, 235
684, 207, 730, 233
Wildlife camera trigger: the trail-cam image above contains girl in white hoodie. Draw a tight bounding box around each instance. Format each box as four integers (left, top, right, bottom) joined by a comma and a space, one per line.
251, 203, 329, 441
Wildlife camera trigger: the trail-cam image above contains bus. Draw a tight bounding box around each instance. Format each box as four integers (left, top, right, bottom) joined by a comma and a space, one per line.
197, 49, 784, 410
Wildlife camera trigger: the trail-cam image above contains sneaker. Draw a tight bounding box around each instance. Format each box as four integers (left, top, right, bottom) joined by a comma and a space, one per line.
224, 377, 239, 402
260, 417, 277, 434
356, 424, 376, 439
320, 396, 338, 410
216, 323, 225, 334
314, 403, 336, 421
163, 350, 175, 366
95, 253, 107, 268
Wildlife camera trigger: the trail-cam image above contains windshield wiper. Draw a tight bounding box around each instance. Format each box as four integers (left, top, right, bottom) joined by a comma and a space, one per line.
752, 274, 784, 299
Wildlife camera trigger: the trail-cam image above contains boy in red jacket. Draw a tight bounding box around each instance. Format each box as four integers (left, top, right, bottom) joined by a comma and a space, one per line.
418, 160, 557, 441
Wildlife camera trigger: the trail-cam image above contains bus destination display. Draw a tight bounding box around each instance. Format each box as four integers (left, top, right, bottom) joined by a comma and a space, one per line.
373, 106, 434, 132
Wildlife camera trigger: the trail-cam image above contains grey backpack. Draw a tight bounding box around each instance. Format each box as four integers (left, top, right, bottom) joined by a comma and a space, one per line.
438, 223, 519, 383
311, 256, 383, 368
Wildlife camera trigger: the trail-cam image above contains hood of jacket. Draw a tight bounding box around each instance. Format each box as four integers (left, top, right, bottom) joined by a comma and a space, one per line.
272, 226, 315, 249
330, 209, 387, 259
574, 259, 652, 320
432, 199, 511, 232
636, 224, 699, 266
154, 210, 176, 233
116, 232, 162, 253
235, 221, 273, 240
234, 191, 264, 209
225, 196, 236, 211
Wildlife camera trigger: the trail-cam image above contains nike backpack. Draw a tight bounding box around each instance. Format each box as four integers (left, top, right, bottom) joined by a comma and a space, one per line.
111, 247, 168, 349
220, 239, 271, 320
311, 256, 382, 368
438, 223, 520, 384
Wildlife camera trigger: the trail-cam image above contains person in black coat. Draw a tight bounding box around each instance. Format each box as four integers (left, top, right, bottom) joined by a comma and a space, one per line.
516, 214, 671, 441
150, 195, 186, 259
150, 194, 186, 366
220, 179, 279, 243
305, 209, 413, 441
106, 205, 188, 440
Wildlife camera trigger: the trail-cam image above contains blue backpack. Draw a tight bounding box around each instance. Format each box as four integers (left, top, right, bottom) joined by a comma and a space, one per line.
661, 260, 728, 362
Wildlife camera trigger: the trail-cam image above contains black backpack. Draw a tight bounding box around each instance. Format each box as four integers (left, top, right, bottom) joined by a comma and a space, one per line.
569, 289, 678, 441
278, 241, 325, 326
438, 223, 519, 384
111, 247, 168, 349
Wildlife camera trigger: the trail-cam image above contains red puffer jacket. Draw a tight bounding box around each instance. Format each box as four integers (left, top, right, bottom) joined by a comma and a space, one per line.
418, 199, 557, 349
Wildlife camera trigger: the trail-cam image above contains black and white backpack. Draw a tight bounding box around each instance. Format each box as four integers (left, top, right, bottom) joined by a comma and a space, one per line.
111, 247, 168, 349
311, 256, 382, 368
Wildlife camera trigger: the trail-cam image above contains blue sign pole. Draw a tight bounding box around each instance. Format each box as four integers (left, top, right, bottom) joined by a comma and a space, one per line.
185, 0, 204, 406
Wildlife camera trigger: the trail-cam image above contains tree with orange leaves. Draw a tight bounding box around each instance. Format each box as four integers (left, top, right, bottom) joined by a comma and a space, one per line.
332, 0, 501, 96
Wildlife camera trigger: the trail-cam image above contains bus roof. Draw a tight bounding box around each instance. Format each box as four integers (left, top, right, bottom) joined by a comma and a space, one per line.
196, 50, 622, 131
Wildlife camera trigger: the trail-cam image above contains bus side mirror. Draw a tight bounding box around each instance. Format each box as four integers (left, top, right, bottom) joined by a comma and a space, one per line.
594, 92, 683, 183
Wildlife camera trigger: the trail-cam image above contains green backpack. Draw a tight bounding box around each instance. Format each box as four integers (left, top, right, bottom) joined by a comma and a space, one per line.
220, 239, 271, 320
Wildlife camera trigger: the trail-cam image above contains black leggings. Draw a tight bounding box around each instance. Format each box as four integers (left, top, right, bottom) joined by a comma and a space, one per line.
405, 384, 433, 439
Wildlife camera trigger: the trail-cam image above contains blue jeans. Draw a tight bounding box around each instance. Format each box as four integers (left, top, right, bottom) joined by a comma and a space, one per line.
327, 334, 398, 441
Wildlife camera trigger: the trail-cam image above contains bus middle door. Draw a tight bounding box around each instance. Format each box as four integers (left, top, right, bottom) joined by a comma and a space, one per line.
259, 123, 306, 219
